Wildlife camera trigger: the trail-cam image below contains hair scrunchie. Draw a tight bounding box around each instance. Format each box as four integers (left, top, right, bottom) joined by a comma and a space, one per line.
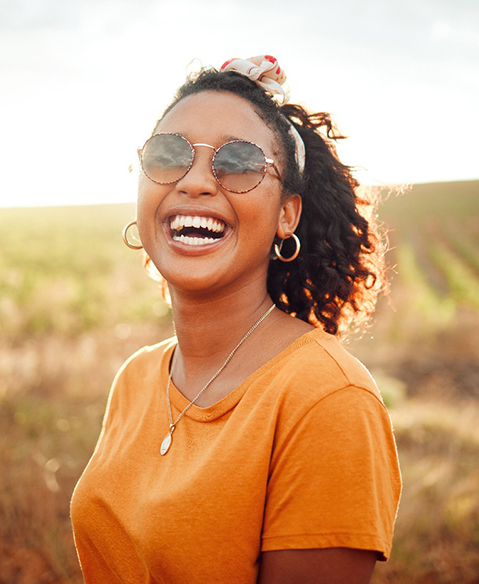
221, 55, 305, 174
221, 55, 289, 104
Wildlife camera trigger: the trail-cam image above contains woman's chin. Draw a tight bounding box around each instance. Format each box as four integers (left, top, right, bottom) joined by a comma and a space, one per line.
156, 258, 232, 296
159, 256, 269, 301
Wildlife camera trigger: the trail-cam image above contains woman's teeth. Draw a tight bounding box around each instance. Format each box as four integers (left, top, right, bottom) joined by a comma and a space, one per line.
169, 214, 226, 246
170, 215, 225, 233
174, 234, 218, 246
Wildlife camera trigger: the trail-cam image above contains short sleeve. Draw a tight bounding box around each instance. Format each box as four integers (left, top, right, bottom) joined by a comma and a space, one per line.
261, 385, 401, 561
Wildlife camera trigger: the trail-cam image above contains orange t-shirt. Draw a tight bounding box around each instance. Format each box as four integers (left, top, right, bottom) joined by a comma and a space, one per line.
71, 328, 401, 583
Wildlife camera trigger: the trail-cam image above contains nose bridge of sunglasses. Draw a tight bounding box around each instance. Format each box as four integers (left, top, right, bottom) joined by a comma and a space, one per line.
185, 142, 217, 172
192, 142, 216, 151
173, 143, 217, 187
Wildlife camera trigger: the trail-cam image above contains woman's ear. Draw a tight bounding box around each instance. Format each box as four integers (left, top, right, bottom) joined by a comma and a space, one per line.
276, 194, 302, 239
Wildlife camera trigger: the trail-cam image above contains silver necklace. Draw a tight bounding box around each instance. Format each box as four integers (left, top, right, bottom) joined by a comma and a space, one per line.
160, 303, 276, 455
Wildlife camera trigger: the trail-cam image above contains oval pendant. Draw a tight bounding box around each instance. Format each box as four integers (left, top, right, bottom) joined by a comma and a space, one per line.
160, 432, 172, 456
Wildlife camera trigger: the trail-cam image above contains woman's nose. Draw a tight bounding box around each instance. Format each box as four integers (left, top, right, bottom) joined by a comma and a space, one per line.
175, 146, 218, 197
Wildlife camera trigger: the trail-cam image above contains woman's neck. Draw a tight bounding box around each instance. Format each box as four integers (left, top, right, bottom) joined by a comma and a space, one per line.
170, 286, 273, 365
166, 282, 313, 405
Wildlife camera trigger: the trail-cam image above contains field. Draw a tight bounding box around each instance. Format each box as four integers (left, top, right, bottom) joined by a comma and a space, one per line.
1, 180, 479, 583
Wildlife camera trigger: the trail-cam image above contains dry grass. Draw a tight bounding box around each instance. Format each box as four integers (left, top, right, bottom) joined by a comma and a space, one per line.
372, 397, 479, 584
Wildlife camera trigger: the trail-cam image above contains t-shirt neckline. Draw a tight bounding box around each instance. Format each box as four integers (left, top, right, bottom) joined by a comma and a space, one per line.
161, 328, 328, 422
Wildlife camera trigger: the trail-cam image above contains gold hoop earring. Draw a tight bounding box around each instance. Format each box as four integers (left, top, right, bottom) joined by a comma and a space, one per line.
122, 220, 143, 250
274, 233, 301, 262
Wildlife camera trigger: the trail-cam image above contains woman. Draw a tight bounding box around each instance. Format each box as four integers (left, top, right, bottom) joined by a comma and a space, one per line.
71, 55, 401, 583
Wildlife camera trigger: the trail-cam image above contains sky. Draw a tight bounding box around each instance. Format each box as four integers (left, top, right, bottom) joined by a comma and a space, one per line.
1, 0, 478, 208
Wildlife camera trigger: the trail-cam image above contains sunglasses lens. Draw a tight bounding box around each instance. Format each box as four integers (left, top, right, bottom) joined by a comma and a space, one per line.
141, 134, 193, 184
214, 142, 266, 193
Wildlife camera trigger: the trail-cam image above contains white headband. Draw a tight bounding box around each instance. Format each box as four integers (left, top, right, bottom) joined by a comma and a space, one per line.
221, 55, 306, 174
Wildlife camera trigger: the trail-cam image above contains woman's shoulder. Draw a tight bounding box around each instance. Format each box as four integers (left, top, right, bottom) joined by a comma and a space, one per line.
261, 327, 383, 406
103, 336, 176, 413
111, 336, 176, 387
124, 335, 175, 365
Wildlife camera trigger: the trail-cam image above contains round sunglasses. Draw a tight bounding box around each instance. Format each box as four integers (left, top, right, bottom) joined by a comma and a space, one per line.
137, 133, 282, 194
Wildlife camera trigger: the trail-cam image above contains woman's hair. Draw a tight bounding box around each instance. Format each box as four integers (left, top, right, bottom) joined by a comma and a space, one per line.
146, 68, 387, 336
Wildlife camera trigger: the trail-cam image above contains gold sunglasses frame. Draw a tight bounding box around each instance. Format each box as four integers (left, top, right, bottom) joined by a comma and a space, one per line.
137, 132, 283, 194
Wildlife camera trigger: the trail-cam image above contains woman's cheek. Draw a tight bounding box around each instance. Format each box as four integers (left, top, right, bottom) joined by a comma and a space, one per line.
137, 180, 162, 240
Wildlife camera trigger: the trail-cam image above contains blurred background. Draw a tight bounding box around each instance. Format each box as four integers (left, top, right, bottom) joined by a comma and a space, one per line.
1, 0, 479, 582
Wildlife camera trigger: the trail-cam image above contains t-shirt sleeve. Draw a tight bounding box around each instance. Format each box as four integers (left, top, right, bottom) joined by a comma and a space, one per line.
261, 385, 402, 561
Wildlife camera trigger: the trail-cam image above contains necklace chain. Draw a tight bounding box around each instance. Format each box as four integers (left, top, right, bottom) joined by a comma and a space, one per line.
160, 303, 276, 455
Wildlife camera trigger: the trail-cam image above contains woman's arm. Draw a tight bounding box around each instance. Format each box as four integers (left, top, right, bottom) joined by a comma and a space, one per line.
258, 548, 377, 584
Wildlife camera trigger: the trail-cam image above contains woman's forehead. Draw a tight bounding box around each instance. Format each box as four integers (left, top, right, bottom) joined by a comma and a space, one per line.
156, 91, 278, 150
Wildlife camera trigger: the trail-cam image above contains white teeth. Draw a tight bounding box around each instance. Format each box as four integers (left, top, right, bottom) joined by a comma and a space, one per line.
172, 234, 217, 246
169, 214, 226, 234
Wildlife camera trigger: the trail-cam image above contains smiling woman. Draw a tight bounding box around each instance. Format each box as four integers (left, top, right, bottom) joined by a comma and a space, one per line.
70, 55, 401, 584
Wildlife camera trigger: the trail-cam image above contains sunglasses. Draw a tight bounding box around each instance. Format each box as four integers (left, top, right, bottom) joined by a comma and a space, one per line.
137, 133, 282, 194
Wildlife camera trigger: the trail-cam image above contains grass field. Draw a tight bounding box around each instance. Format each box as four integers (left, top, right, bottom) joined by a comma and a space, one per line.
1, 180, 479, 583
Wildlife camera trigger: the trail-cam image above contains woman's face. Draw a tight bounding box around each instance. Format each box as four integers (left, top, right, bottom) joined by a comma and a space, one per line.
137, 90, 300, 299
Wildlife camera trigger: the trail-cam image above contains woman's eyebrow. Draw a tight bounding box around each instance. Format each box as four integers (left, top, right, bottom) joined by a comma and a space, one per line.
218, 134, 244, 143
185, 133, 243, 145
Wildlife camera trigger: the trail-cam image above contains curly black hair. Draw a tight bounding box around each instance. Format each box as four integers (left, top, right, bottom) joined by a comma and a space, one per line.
146, 67, 386, 336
